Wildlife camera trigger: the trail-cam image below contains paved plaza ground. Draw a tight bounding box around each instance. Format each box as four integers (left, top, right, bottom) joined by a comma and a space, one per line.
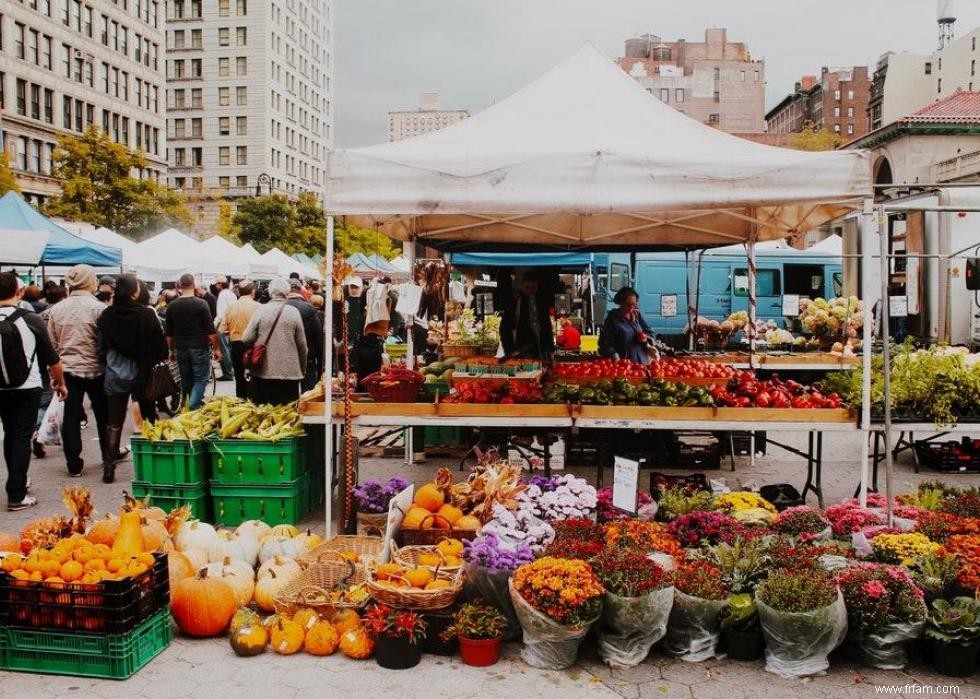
1, 389, 978, 698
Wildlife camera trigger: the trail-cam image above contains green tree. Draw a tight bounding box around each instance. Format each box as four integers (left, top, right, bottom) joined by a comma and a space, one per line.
232, 195, 297, 253
0, 153, 21, 196
43, 126, 189, 238
335, 222, 401, 260
216, 200, 241, 243
294, 191, 326, 256
788, 121, 843, 151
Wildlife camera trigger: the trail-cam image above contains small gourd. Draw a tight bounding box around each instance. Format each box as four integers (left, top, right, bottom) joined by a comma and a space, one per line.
304, 621, 339, 656
331, 608, 361, 634
229, 621, 268, 657
338, 626, 373, 659
269, 617, 304, 655
292, 607, 319, 631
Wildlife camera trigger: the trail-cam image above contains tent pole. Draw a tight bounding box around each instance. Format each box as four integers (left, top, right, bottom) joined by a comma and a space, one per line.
858, 200, 875, 508
878, 204, 894, 526
405, 238, 416, 465
746, 241, 757, 369
323, 216, 335, 537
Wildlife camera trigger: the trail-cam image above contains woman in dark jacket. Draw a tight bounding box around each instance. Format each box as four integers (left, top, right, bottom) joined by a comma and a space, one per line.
598, 286, 656, 364
353, 320, 388, 391
97, 274, 167, 483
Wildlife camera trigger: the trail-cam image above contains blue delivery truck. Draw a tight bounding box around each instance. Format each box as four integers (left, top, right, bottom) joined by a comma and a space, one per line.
597, 239, 844, 336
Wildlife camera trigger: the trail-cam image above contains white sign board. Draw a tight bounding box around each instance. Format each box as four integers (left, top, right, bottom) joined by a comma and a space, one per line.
612, 456, 640, 514
381, 484, 415, 562
906, 257, 919, 315
889, 295, 909, 318
395, 284, 422, 316
474, 279, 498, 288
661, 294, 677, 317
782, 294, 800, 317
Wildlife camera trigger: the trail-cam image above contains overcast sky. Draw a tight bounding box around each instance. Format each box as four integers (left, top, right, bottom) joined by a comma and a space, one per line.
334, 0, 980, 148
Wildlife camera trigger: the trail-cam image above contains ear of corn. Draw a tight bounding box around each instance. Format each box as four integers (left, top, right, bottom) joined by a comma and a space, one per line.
141, 397, 304, 442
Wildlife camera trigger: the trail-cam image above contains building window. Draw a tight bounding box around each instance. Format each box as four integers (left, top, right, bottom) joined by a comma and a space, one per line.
219, 58, 229, 76
925, 62, 932, 75
191, 88, 201, 108
44, 88, 53, 123
236, 57, 247, 75
174, 88, 185, 108
30, 83, 40, 119
191, 29, 201, 48
834, 124, 841, 133
713, 67, 720, 80
63, 95, 71, 127
218, 27, 229, 46
16, 79, 26, 116
834, 89, 841, 101
28, 29, 38, 64
675, 88, 684, 103
939, 58, 942, 70
15, 23, 25, 59
174, 119, 185, 138
173, 59, 184, 79
191, 58, 201, 77
847, 124, 854, 135
938, 78, 942, 93
192, 118, 202, 137
659, 88, 669, 103
236, 145, 246, 165
173, 30, 184, 48
219, 146, 229, 165
847, 107, 854, 117
42, 35, 52, 69
708, 113, 719, 125
236, 86, 247, 105
219, 176, 230, 188
973, 60, 976, 77
974, 36, 977, 51
237, 175, 247, 188
219, 87, 230, 106
174, 148, 185, 166
713, 91, 720, 103
754, 70, 760, 82
219, 116, 230, 134
833, 106, 840, 117
236, 116, 247, 135
219, 0, 229, 16
236, 0, 246, 15
847, 89, 854, 100
236, 27, 246, 46
192, 147, 202, 166
172, 0, 184, 19
740, 70, 746, 82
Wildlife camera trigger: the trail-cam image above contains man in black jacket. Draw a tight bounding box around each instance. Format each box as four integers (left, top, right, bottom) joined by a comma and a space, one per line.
500, 270, 554, 361
286, 279, 323, 391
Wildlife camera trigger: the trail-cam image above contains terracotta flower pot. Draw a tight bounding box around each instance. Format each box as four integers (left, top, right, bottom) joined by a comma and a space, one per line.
458, 635, 502, 667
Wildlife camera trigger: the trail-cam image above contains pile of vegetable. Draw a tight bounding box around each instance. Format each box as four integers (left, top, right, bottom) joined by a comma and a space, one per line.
140, 397, 305, 442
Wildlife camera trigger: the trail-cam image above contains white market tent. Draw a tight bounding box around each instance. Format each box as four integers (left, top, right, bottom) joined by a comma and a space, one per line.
261, 247, 323, 280
138, 228, 249, 280
327, 43, 870, 250
198, 235, 279, 279
69, 225, 187, 282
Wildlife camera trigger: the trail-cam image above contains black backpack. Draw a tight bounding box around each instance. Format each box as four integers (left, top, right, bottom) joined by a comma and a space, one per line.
0, 308, 36, 388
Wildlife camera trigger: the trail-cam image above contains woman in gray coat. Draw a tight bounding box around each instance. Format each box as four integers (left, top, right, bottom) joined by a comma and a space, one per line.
242, 278, 308, 405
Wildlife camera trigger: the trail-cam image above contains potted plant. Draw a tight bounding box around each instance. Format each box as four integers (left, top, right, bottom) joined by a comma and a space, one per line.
354, 477, 410, 536
462, 533, 535, 640
719, 593, 763, 661
662, 560, 731, 662
756, 568, 847, 678
441, 601, 508, 666
837, 562, 927, 669
924, 597, 980, 677
509, 556, 604, 669
362, 603, 426, 670
590, 549, 674, 667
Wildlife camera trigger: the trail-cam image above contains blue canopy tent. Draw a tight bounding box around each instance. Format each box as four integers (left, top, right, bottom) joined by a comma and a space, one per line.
0, 192, 122, 267
449, 252, 593, 268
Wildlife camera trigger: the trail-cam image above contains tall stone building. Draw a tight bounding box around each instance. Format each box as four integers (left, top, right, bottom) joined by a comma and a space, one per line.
766, 66, 872, 140
165, 0, 333, 235
387, 93, 469, 142
616, 28, 766, 133
0, 0, 166, 205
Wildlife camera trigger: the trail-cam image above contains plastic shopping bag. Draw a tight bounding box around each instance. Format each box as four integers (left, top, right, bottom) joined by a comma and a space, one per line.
844, 620, 925, 670
758, 591, 848, 678
37, 397, 63, 446
508, 579, 598, 670
597, 586, 674, 667
662, 589, 728, 662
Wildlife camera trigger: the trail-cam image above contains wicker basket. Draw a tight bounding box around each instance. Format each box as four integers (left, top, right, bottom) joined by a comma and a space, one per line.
366, 565, 464, 610
391, 542, 464, 574
298, 535, 384, 569
273, 560, 370, 617
441, 344, 479, 358
398, 513, 479, 547
361, 371, 424, 403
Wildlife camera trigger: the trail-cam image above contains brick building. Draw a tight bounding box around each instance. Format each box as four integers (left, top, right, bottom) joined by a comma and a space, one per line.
766, 67, 872, 140
616, 28, 765, 133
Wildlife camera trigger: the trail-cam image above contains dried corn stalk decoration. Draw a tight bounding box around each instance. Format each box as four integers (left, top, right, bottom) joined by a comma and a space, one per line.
342, 296, 356, 532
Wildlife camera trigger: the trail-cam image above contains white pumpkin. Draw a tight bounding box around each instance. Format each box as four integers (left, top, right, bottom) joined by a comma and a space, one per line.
266, 524, 299, 539
203, 555, 254, 581
253, 568, 291, 612
292, 529, 323, 552
208, 531, 260, 566
236, 519, 272, 543
202, 558, 256, 606
258, 535, 306, 563
174, 520, 218, 552
181, 547, 210, 570
257, 555, 302, 582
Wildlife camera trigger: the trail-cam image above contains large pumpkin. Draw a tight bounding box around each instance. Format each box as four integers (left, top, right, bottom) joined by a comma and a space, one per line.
257, 536, 305, 564
414, 483, 444, 512
256, 555, 302, 582
304, 621, 339, 656
202, 558, 255, 607
171, 570, 237, 637
174, 520, 218, 552
140, 518, 170, 552
207, 531, 259, 567
235, 519, 272, 543
269, 617, 305, 655
253, 569, 291, 613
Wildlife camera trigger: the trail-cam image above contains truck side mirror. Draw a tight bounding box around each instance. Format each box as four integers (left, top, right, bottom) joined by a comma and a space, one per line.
967, 258, 980, 291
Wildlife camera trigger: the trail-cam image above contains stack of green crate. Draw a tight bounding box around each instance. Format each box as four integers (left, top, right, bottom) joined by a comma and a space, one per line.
130, 438, 211, 519
208, 436, 309, 526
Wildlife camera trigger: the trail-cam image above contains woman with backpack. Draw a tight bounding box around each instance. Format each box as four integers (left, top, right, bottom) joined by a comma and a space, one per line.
97, 274, 167, 483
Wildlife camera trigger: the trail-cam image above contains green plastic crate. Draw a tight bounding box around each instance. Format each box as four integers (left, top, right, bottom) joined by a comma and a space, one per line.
304, 426, 325, 511
207, 436, 306, 484
131, 481, 211, 520
210, 474, 309, 526
130, 437, 209, 485
424, 426, 466, 447
0, 609, 172, 680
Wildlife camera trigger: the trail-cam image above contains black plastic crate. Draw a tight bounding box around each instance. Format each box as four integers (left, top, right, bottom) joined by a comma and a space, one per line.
650, 472, 711, 500
0, 553, 169, 634
914, 439, 980, 473
672, 432, 722, 470
759, 483, 805, 511
722, 431, 767, 456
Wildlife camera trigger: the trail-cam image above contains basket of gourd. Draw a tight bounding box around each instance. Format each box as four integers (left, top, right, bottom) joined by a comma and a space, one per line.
297, 534, 384, 570
390, 539, 465, 575
366, 561, 464, 610
273, 559, 371, 617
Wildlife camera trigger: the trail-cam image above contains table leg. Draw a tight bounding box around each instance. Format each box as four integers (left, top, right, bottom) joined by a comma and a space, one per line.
815, 432, 824, 508
728, 432, 736, 472
911, 432, 919, 474
871, 430, 881, 493
801, 431, 815, 504
544, 433, 552, 477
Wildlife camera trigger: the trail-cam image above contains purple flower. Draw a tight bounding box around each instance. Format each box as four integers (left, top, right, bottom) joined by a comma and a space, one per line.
463, 532, 535, 573
355, 476, 411, 514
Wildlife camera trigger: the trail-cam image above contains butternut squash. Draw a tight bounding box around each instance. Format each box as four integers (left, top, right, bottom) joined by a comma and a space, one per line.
111, 511, 145, 557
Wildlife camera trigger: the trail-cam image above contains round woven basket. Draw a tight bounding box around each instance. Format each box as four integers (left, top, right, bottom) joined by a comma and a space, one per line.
273, 560, 369, 617
298, 535, 384, 569
366, 565, 463, 610
391, 542, 464, 574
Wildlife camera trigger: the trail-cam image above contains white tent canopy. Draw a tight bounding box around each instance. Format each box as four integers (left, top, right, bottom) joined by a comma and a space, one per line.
138, 228, 249, 279
0, 229, 49, 265
260, 247, 323, 280
198, 235, 278, 278
327, 43, 871, 250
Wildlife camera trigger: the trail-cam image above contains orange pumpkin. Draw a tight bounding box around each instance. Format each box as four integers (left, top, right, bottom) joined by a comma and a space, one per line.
269, 617, 305, 655
86, 516, 119, 547
455, 515, 481, 531
168, 551, 197, 589
171, 570, 237, 637
0, 533, 19, 552
404, 567, 433, 589
304, 621, 339, 656
400, 506, 431, 530
331, 608, 361, 634
436, 504, 463, 526
413, 483, 445, 513
140, 518, 170, 552
338, 626, 373, 659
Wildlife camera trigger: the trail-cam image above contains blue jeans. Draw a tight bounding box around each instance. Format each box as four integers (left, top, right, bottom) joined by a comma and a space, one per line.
176, 348, 211, 410
218, 333, 234, 377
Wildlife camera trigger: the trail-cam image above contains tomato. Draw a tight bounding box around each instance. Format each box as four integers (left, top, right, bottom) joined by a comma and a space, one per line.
755, 392, 771, 408
791, 396, 812, 409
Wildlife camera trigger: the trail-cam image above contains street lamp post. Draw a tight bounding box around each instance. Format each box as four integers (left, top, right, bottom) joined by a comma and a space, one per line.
255, 172, 272, 196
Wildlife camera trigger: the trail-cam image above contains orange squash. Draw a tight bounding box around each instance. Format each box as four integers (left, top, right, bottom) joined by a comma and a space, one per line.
171, 570, 237, 638
304, 621, 339, 656
436, 504, 463, 526
111, 511, 145, 558
269, 617, 305, 655
331, 608, 361, 634
0, 533, 19, 552
413, 483, 445, 513
139, 518, 170, 552
168, 551, 197, 590
86, 516, 119, 547
338, 626, 373, 659
401, 507, 431, 530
